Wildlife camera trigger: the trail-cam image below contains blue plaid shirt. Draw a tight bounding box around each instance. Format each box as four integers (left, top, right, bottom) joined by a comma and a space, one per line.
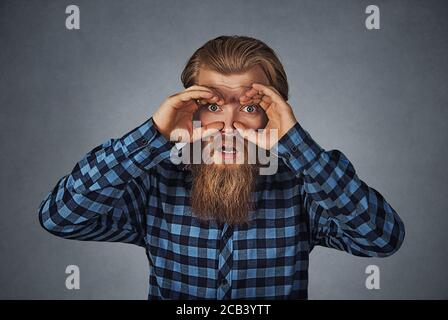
38, 117, 405, 299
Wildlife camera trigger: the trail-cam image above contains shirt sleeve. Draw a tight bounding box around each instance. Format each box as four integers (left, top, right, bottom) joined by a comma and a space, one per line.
272, 121, 406, 257
37, 117, 175, 247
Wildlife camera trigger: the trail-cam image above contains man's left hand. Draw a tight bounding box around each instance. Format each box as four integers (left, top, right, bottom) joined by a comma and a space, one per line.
233, 82, 298, 150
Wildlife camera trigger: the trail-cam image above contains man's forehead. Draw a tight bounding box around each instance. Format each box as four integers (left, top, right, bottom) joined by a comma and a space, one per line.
205, 83, 252, 91
206, 84, 251, 91
201, 84, 252, 99
196, 65, 268, 93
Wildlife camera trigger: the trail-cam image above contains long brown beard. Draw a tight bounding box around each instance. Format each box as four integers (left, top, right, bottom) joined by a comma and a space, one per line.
189, 163, 259, 226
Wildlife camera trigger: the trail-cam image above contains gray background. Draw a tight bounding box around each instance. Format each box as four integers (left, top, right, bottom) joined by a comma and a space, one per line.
1, 0, 447, 299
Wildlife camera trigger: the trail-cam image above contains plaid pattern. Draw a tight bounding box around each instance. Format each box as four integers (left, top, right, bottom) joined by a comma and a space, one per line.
38, 117, 405, 299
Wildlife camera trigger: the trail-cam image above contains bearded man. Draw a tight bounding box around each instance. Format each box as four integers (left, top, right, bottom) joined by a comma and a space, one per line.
38, 35, 405, 299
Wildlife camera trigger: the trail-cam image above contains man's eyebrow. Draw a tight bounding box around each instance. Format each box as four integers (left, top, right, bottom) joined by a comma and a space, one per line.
205, 84, 252, 92
203, 85, 253, 102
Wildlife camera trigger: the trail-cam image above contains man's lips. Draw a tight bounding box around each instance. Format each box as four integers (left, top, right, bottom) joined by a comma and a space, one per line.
220, 149, 237, 160
219, 146, 237, 160
218, 146, 237, 153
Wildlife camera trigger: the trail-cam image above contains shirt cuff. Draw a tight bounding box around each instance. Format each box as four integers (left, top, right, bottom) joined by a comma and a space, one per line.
271, 121, 324, 176
120, 117, 177, 171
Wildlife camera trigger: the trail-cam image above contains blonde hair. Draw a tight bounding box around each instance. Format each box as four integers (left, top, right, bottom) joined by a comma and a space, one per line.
181, 35, 289, 101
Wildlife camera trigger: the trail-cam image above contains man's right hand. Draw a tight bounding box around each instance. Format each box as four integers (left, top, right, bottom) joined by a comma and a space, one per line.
153, 85, 225, 142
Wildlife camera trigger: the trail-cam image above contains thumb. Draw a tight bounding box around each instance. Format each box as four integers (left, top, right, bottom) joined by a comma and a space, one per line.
233, 121, 258, 145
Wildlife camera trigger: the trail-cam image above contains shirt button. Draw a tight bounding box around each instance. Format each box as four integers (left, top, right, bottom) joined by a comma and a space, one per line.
291, 145, 298, 153
148, 146, 155, 153
284, 153, 290, 159
221, 278, 228, 286
140, 138, 148, 146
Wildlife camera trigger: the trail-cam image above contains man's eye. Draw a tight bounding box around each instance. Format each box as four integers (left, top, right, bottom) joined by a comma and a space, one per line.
207, 104, 220, 112
242, 105, 258, 113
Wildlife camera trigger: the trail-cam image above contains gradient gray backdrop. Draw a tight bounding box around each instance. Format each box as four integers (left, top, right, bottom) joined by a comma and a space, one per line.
1, 0, 447, 299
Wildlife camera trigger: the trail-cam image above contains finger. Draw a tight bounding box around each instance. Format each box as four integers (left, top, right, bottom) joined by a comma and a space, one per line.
248, 98, 262, 105
251, 95, 273, 113
183, 87, 217, 103
241, 95, 271, 111
233, 121, 259, 146
184, 85, 216, 93
186, 86, 225, 103
241, 87, 261, 99
174, 90, 216, 109
240, 92, 263, 102
240, 95, 265, 107
192, 121, 224, 142
251, 83, 283, 103
259, 99, 272, 112
197, 95, 221, 106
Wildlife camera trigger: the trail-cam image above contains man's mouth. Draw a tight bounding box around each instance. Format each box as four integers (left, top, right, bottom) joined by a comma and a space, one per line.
218, 145, 237, 160
207, 133, 245, 162
219, 146, 237, 154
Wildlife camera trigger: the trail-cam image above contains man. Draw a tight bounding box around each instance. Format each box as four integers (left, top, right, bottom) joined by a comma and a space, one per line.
38, 35, 405, 299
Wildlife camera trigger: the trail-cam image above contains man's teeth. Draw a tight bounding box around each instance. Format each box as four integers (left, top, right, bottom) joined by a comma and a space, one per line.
221, 146, 236, 153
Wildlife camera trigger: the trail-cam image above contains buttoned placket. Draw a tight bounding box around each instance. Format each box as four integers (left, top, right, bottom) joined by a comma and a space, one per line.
216, 223, 234, 299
